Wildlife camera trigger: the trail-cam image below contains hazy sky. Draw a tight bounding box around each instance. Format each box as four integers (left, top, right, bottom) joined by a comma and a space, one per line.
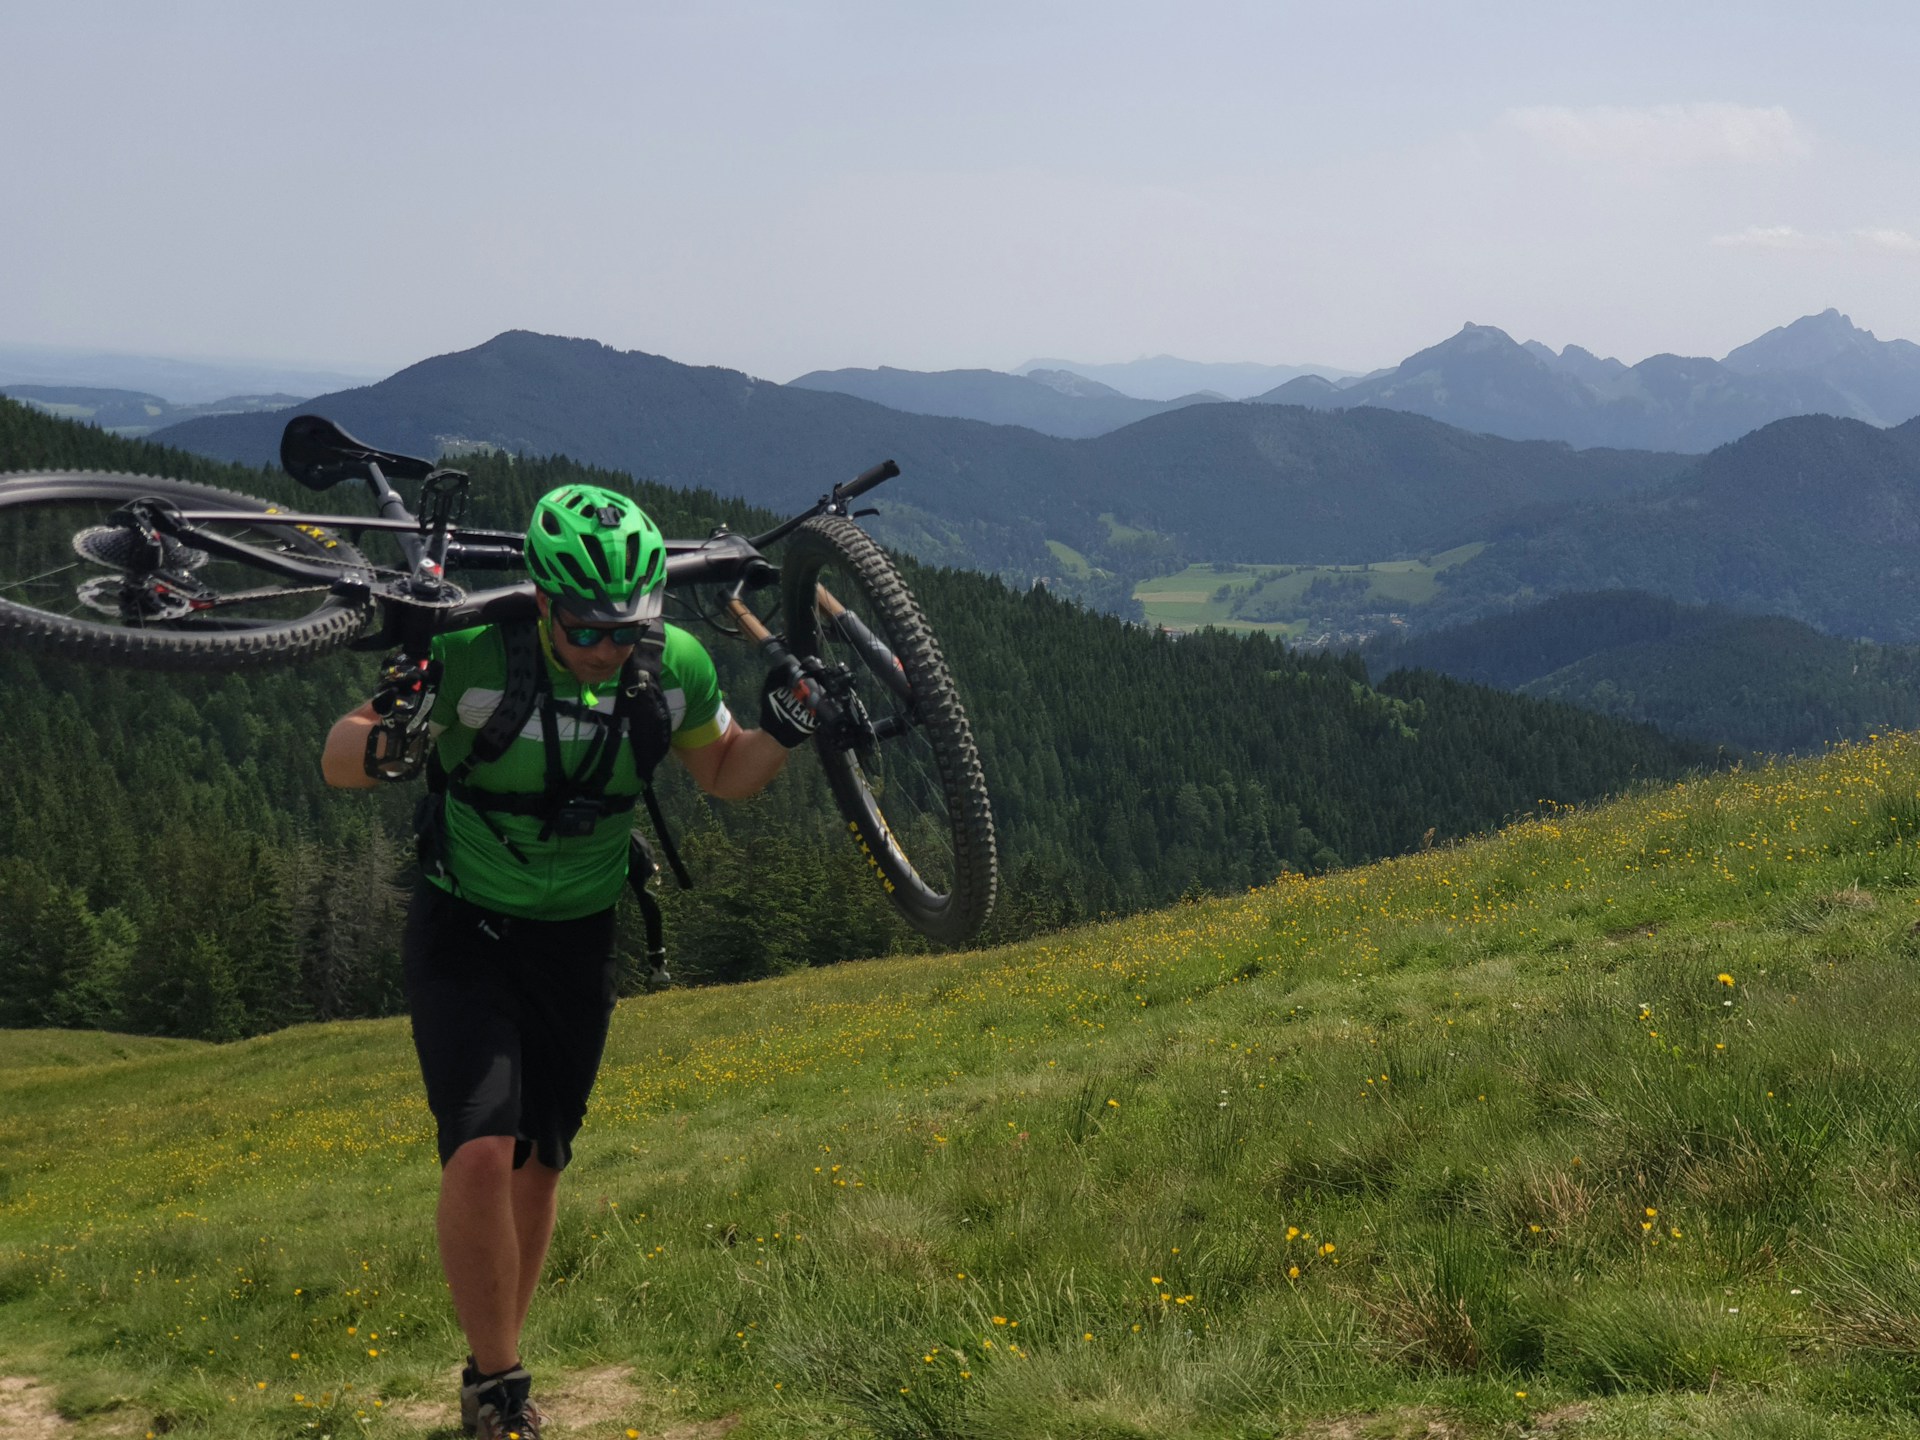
6, 0, 1918, 382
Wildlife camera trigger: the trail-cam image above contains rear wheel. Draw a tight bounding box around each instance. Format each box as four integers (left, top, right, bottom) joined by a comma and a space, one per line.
0, 471, 372, 671
780, 516, 997, 944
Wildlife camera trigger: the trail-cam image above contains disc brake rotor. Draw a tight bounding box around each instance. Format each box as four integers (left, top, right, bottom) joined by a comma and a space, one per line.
76, 573, 198, 621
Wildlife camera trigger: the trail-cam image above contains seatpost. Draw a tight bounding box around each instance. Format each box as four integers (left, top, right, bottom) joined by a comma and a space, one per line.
416, 470, 470, 592
363, 462, 425, 571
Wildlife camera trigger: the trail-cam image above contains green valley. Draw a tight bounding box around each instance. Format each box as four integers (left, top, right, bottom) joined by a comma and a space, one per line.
1134, 543, 1486, 640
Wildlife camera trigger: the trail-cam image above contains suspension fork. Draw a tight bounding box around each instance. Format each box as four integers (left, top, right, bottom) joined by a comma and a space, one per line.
812, 585, 913, 704
723, 594, 861, 742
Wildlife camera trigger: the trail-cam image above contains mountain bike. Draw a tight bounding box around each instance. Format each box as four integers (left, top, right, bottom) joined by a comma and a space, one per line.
0, 416, 997, 944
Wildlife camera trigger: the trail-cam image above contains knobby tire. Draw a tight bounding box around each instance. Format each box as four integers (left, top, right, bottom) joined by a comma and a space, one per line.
780, 515, 997, 944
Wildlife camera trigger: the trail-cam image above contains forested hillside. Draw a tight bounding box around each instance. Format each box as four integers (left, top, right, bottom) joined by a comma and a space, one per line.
0, 400, 1703, 1039
1433, 414, 1920, 643
1369, 590, 1920, 754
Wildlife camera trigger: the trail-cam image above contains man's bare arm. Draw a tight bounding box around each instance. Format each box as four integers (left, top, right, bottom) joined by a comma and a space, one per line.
672, 723, 792, 801
322, 702, 382, 790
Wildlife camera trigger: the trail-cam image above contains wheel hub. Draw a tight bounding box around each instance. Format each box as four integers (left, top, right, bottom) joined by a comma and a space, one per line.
75, 572, 206, 621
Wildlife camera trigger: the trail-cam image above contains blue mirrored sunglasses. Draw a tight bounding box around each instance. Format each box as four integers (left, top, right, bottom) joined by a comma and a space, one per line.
556, 619, 645, 648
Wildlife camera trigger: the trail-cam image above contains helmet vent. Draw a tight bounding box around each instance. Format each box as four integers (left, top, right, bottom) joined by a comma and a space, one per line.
625, 531, 641, 578
556, 552, 597, 592
540, 511, 563, 536
580, 533, 613, 583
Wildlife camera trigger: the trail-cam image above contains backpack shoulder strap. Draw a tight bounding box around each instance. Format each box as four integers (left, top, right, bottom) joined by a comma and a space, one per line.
616, 632, 692, 889
448, 618, 545, 783
615, 633, 672, 775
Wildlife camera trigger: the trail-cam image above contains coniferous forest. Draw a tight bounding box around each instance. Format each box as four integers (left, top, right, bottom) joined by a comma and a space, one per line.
0, 399, 1706, 1038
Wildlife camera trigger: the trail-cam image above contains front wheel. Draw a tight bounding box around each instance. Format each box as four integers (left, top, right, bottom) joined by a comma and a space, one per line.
0, 471, 373, 671
780, 516, 997, 944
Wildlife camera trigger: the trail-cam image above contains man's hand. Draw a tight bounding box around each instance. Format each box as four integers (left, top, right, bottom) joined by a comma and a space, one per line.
758, 665, 822, 749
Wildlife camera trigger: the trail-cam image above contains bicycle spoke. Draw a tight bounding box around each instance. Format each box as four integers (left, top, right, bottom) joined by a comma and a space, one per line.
3, 557, 88, 595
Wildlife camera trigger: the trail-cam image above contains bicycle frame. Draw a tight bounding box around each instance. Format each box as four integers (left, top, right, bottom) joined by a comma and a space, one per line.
135, 441, 901, 656
110, 416, 911, 780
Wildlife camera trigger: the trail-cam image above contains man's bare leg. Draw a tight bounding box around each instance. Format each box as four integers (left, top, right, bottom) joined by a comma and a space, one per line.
510, 1158, 562, 1332
438, 1137, 558, 1374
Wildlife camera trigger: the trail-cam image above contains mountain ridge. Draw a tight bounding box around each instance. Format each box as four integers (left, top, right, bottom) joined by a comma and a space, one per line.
152, 330, 1684, 588
1427, 412, 1920, 643
1258, 310, 1920, 451
0, 384, 307, 438
1015, 354, 1357, 400
152, 327, 1920, 647
0, 343, 381, 406
785, 363, 1219, 438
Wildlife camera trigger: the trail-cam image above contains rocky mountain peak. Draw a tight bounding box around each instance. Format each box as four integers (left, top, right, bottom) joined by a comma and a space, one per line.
1722, 308, 1875, 375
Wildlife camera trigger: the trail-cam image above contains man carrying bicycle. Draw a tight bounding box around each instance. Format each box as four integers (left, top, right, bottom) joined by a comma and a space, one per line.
322, 483, 821, 1440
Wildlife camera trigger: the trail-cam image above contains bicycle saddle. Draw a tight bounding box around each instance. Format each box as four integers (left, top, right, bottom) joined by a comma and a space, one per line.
281, 415, 437, 489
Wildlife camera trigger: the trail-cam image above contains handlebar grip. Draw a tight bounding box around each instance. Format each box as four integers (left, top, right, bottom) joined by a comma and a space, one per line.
836, 459, 900, 502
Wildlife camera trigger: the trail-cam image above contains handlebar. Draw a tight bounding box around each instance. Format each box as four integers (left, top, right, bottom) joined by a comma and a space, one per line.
836, 459, 900, 503
747, 457, 898, 551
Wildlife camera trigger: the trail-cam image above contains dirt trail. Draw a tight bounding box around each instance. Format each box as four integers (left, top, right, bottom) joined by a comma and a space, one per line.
0, 1378, 67, 1440
383, 1365, 740, 1438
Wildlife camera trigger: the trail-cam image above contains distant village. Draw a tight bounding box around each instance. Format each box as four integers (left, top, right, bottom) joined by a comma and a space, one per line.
1156, 612, 1411, 650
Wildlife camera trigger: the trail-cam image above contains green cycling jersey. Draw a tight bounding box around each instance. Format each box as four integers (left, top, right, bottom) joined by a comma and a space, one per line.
425, 619, 729, 920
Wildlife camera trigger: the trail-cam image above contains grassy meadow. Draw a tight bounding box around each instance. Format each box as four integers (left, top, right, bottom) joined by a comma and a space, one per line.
1044, 540, 1107, 591
1133, 545, 1485, 637
14, 737, 1920, 1435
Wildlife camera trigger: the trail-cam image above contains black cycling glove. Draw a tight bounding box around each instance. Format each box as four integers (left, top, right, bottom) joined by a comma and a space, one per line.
759, 667, 822, 749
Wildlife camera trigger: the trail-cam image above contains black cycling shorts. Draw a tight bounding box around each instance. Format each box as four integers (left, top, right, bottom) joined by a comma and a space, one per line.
403, 884, 619, 1171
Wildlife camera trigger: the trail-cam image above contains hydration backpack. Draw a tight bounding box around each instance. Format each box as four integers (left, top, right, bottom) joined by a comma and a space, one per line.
415, 619, 689, 974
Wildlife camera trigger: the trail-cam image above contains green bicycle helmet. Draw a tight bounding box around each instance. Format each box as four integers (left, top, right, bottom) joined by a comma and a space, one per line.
524, 484, 666, 624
